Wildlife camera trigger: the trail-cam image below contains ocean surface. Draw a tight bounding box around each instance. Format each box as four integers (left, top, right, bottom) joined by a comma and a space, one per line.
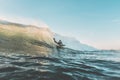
0, 49, 120, 80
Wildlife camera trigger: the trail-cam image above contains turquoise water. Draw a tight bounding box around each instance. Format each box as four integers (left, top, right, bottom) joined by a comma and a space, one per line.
0, 49, 120, 80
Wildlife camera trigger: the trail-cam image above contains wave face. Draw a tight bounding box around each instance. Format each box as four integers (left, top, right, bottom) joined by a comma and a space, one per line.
54, 33, 97, 51
0, 21, 56, 55
0, 50, 120, 80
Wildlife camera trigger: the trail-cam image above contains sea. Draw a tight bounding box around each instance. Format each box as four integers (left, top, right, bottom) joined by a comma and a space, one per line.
0, 48, 120, 80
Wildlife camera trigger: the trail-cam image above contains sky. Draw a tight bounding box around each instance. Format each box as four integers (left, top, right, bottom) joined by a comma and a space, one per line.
0, 0, 120, 50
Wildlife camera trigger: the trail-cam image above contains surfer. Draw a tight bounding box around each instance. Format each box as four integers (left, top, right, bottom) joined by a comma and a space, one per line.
53, 38, 65, 48
57, 40, 63, 46
53, 38, 57, 44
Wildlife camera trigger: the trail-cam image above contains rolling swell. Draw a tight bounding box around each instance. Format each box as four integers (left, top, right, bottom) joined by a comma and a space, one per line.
0, 50, 120, 80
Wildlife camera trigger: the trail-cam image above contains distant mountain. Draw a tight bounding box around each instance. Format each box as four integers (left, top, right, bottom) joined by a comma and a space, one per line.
54, 34, 97, 51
